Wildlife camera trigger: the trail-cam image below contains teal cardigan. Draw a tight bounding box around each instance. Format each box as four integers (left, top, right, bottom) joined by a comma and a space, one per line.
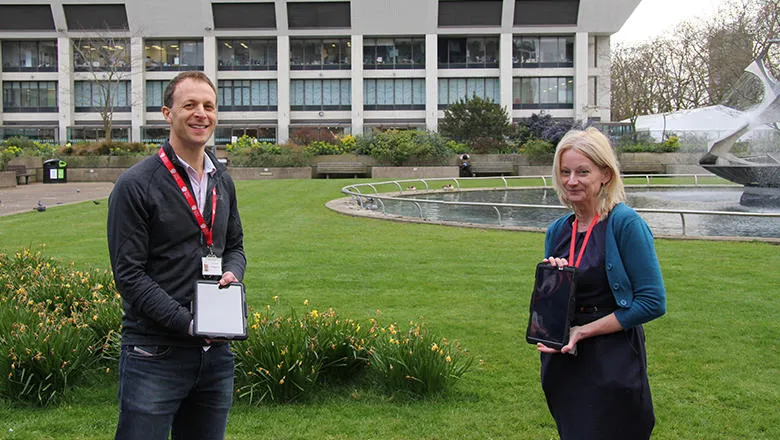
544, 203, 667, 329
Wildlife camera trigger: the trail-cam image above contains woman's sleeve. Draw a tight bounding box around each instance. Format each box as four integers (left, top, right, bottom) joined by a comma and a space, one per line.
613, 216, 667, 329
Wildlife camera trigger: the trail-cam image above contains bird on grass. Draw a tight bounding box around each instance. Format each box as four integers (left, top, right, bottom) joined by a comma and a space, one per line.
34, 201, 46, 212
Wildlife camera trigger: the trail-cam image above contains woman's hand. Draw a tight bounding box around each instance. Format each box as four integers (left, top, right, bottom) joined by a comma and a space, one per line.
536, 326, 581, 355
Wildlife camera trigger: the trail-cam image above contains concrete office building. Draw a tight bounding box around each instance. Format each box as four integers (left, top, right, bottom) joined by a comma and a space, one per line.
0, 0, 640, 146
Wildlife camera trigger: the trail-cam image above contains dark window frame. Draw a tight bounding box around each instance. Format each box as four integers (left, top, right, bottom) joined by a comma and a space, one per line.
511, 76, 574, 109
363, 78, 426, 111
438, 36, 499, 69
1, 40, 58, 72
217, 79, 279, 112
217, 38, 277, 71
363, 37, 426, 70
289, 79, 351, 111
73, 80, 131, 113
63, 4, 129, 30
512, 35, 574, 68
289, 38, 351, 70
287, 2, 351, 29
212, 2, 277, 29
0, 5, 55, 31
145, 39, 204, 71
2, 80, 58, 113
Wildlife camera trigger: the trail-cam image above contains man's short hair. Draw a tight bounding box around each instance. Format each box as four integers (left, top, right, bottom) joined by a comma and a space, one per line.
163, 71, 217, 108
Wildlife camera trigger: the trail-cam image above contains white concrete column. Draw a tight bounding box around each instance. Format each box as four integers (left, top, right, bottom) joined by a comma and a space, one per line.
130, 37, 144, 143
276, 35, 290, 144
0, 44, 4, 125
574, 31, 589, 122
57, 36, 73, 145
425, 33, 438, 132
203, 35, 217, 84
350, 35, 363, 136
203, 34, 217, 146
499, 32, 513, 115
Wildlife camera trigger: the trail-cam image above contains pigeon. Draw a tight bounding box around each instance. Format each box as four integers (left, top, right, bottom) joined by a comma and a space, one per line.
35, 201, 46, 212
92, 200, 101, 205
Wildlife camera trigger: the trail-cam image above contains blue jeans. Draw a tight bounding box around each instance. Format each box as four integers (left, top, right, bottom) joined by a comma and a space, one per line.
115, 343, 234, 440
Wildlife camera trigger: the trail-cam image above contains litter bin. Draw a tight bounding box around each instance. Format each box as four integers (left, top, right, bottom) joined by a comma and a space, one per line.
43, 159, 68, 183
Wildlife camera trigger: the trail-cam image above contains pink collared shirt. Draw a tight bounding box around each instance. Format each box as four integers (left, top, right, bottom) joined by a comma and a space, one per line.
175, 153, 216, 213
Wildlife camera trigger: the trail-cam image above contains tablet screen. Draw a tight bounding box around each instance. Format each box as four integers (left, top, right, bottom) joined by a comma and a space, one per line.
526, 265, 576, 349
193, 281, 247, 339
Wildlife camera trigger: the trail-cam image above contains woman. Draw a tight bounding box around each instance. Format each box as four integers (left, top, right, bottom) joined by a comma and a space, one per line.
537, 127, 666, 439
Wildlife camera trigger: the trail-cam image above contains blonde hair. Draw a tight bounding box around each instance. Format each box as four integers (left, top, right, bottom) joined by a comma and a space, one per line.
551, 127, 625, 218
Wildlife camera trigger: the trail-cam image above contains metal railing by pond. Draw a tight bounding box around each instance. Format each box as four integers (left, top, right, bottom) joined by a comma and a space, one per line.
340, 175, 780, 239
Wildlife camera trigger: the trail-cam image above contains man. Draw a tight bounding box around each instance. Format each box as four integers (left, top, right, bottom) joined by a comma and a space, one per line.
107, 71, 246, 440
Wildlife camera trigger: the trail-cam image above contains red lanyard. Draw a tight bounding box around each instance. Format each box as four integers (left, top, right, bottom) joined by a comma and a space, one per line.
569, 216, 599, 268
158, 147, 217, 248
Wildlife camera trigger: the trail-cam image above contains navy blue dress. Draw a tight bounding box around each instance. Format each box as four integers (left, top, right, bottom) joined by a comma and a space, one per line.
540, 216, 655, 440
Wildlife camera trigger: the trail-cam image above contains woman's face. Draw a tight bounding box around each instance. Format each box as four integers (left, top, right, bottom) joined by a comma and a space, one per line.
559, 148, 612, 210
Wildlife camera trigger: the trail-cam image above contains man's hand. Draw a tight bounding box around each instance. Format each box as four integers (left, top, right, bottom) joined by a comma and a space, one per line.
218, 271, 238, 288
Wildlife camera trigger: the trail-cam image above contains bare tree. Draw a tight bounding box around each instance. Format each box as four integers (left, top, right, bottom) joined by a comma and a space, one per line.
72, 35, 132, 144
610, 0, 780, 122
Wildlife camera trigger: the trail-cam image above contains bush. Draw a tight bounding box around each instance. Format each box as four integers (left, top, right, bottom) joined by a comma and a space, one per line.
439, 95, 511, 153
227, 135, 309, 167
290, 127, 338, 146
0, 248, 122, 406
522, 139, 555, 164
355, 130, 457, 166
369, 320, 473, 397
0, 145, 23, 171
232, 299, 472, 403
233, 299, 375, 404
522, 113, 575, 145
57, 141, 154, 156
2, 137, 57, 158
304, 140, 348, 156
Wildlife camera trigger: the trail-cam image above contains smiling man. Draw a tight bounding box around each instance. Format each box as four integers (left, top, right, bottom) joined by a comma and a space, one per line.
107, 71, 246, 440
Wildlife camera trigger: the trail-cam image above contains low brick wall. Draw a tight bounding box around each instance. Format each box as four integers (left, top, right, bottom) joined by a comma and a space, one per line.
371, 166, 458, 179
515, 165, 552, 176
0, 170, 17, 188
228, 167, 313, 180
66, 168, 127, 182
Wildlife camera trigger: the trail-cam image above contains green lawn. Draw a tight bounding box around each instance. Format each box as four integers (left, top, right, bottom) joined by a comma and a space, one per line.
0, 179, 777, 439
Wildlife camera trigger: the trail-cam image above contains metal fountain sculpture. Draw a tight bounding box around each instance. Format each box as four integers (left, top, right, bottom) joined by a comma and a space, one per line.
700, 39, 780, 206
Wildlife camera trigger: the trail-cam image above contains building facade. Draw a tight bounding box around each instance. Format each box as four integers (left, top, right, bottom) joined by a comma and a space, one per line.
0, 0, 640, 145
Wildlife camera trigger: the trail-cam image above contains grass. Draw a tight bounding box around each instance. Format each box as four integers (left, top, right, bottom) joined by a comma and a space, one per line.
0, 178, 778, 439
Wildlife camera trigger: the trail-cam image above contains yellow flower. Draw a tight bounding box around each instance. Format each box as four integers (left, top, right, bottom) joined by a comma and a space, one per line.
446, 356, 452, 363
431, 343, 439, 352
303, 299, 309, 306
279, 377, 285, 385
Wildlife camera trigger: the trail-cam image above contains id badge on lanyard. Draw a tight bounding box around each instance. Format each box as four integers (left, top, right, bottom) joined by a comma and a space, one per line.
158, 148, 222, 277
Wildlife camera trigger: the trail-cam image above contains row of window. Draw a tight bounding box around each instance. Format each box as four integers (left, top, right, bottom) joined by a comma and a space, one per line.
4, 77, 578, 112
1, 36, 577, 72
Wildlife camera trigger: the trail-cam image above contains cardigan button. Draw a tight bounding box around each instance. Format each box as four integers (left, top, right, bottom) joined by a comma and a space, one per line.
613, 283, 620, 290
620, 299, 628, 306
606, 263, 613, 270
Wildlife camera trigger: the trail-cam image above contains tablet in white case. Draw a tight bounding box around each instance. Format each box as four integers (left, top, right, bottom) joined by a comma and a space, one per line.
193, 281, 247, 340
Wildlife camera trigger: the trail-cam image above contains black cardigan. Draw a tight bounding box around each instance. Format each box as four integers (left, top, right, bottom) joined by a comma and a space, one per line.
107, 141, 246, 346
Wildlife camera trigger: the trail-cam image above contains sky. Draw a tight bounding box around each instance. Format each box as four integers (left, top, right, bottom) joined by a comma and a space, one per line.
611, 0, 728, 46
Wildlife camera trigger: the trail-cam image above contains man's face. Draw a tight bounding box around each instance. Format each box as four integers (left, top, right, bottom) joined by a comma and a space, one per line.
162, 78, 217, 150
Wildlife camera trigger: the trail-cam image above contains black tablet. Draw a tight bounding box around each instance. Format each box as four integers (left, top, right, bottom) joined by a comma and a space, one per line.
193, 280, 248, 340
525, 263, 577, 350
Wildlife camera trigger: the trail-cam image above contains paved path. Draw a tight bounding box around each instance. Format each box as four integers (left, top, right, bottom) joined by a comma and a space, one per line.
0, 182, 115, 217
